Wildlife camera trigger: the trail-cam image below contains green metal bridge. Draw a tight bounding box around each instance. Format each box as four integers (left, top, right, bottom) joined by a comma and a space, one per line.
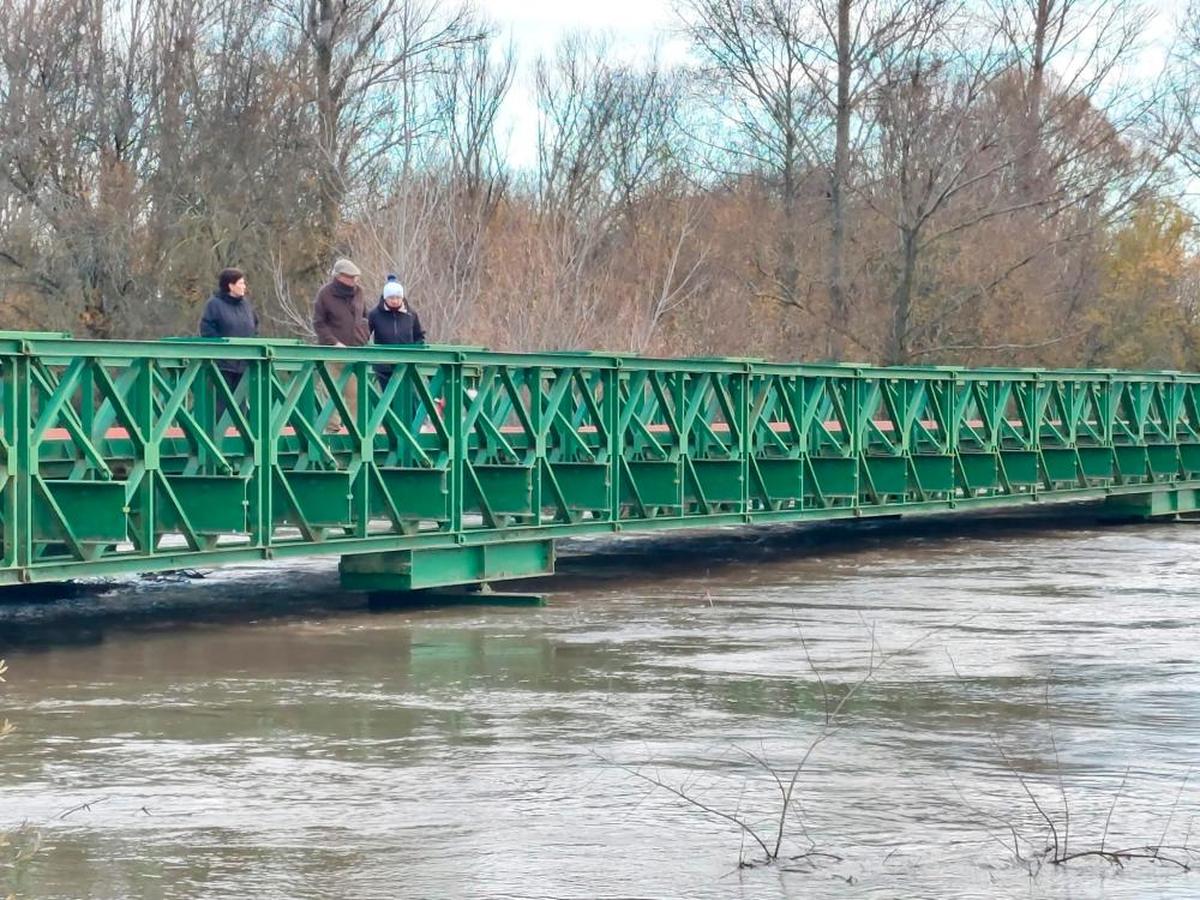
1, 330, 1197, 593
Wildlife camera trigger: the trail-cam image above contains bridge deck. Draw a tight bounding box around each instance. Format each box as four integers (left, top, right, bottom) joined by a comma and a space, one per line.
1, 331, 1198, 586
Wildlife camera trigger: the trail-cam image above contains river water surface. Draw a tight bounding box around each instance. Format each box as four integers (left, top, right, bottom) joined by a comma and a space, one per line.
2, 510, 1200, 898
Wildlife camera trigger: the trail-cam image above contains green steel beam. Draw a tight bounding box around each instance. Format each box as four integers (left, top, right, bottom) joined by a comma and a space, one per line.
1, 332, 1199, 588
339, 540, 555, 591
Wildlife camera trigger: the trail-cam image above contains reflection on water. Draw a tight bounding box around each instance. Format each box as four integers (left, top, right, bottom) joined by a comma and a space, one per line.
3, 509, 1200, 898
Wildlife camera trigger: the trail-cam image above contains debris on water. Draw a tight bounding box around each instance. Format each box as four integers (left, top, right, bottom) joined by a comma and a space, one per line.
138, 569, 208, 583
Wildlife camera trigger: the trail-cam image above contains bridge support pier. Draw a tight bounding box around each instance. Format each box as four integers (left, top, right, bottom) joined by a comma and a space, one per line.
1100, 488, 1200, 521
339, 539, 555, 594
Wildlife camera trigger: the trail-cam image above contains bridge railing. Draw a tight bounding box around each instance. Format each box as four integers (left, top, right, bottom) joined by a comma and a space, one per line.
1, 331, 1199, 583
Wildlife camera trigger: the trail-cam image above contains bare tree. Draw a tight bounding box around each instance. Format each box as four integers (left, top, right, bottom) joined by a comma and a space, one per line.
676, 0, 947, 359
627, 197, 711, 354
862, 0, 1166, 364
520, 34, 696, 350
437, 33, 515, 207
0, 0, 1193, 374
285, 0, 483, 246
0, 0, 322, 335
676, 0, 823, 323
430, 32, 515, 335
1166, 1, 1200, 184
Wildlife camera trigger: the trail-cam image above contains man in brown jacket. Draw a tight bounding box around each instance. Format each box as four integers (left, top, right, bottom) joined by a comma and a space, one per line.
313, 258, 369, 431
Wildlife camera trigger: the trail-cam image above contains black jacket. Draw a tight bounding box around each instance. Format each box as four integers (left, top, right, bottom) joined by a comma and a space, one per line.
368, 299, 425, 378
368, 298, 425, 346
199, 291, 259, 373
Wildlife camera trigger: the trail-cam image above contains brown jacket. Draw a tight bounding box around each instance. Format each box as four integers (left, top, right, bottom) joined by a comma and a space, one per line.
313, 281, 370, 346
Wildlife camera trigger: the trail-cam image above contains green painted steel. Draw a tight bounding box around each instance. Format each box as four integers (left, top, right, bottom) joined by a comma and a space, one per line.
340, 541, 556, 591
1, 330, 1199, 587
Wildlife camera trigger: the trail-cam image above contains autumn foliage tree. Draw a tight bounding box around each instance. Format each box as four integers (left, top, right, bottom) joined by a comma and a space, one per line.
0, 0, 1196, 371
1085, 200, 1200, 369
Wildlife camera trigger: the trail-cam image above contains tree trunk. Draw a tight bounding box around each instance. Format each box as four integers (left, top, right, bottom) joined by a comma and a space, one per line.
889, 227, 919, 364
1018, 0, 1050, 197
313, 0, 343, 250
827, 0, 852, 360
778, 134, 801, 312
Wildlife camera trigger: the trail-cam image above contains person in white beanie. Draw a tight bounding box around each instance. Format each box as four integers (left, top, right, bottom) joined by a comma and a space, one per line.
368, 277, 426, 389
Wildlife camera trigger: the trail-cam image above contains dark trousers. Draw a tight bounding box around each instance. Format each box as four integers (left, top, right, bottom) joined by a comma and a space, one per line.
215, 369, 243, 425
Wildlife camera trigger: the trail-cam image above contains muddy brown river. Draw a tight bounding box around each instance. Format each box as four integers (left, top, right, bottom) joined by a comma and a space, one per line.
2, 509, 1200, 898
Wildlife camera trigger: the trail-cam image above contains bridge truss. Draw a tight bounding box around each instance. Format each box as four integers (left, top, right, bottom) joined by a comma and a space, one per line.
2, 331, 1197, 589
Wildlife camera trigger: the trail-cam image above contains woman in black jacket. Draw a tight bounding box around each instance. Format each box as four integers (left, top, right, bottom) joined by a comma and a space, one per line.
368, 279, 425, 389
199, 267, 259, 419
